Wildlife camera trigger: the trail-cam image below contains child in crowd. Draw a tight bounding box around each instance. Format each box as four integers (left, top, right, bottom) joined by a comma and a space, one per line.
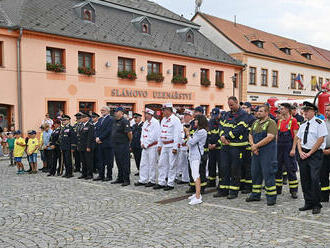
38, 125, 46, 171
13, 130, 26, 174
24, 132, 31, 172
7, 132, 15, 166
0, 135, 3, 157
27, 130, 39, 174
1, 128, 9, 156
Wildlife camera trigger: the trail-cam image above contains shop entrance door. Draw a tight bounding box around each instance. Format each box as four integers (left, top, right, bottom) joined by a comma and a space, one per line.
0, 104, 12, 130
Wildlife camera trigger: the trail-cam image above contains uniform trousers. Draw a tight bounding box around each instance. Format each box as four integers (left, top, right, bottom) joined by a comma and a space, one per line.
298, 149, 323, 208
176, 149, 190, 182
320, 153, 330, 202
62, 150, 73, 175
98, 146, 114, 179
158, 147, 178, 187
219, 146, 243, 196
208, 149, 221, 183
80, 150, 94, 178
132, 148, 142, 171
113, 142, 131, 182
241, 148, 252, 191
73, 149, 81, 171
139, 146, 158, 184
44, 149, 53, 171
49, 148, 61, 175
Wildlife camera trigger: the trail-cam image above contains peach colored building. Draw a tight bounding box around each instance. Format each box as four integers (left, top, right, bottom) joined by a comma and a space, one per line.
0, 0, 243, 133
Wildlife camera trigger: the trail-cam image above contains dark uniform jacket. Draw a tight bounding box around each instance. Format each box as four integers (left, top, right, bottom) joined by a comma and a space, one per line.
59, 124, 76, 151
49, 127, 61, 148
131, 121, 144, 150
77, 121, 95, 151
112, 117, 131, 144
208, 117, 221, 148
220, 108, 249, 146
98, 115, 113, 148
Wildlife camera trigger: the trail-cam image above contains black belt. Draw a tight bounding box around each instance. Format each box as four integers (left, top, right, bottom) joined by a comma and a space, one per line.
302, 148, 322, 153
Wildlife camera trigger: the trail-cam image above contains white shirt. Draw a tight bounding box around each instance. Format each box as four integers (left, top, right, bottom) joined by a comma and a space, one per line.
158, 114, 182, 148
297, 116, 328, 150
140, 117, 160, 148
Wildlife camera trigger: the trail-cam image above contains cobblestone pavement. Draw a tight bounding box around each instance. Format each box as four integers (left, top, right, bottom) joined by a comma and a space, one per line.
0, 157, 329, 248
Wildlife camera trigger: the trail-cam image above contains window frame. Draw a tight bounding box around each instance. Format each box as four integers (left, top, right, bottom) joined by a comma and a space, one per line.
261, 68, 268, 86
173, 64, 186, 77
46, 47, 65, 65
147, 61, 162, 74
298, 74, 304, 90
0, 41, 3, 66
249, 67, 256, 85
311, 76, 317, 91
290, 73, 297, 89
79, 101, 95, 113
271, 70, 278, 87
118, 57, 135, 72
319, 77, 323, 88
215, 70, 224, 84
200, 68, 209, 81
78, 51, 94, 69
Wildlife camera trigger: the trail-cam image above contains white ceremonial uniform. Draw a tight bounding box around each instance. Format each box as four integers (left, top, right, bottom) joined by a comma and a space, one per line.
158, 114, 182, 187
297, 116, 328, 150
139, 117, 161, 184
176, 123, 190, 182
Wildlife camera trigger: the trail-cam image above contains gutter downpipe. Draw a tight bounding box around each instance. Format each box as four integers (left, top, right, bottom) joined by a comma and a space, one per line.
17, 27, 23, 131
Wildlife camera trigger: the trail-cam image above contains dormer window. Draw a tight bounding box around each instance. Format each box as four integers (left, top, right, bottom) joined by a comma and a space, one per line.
280, 47, 291, 55
83, 9, 92, 21
302, 53, 312, 60
142, 23, 149, 34
251, 40, 264, 48
131, 16, 151, 34
186, 31, 194, 43
176, 28, 194, 44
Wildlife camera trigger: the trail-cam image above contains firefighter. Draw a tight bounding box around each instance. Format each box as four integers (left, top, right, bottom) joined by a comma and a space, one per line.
276, 103, 299, 199
214, 96, 249, 199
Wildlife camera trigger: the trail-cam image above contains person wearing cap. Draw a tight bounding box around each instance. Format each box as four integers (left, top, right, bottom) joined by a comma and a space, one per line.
240, 102, 257, 194
94, 106, 114, 182
186, 106, 208, 194
153, 103, 182, 191
77, 112, 96, 180
47, 119, 62, 177
26, 130, 39, 174
297, 101, 328, 214
59, 115, 76, 178
131, 113, 144, 176
215, 96, 250, 199
135, 108, 160, 187
13, 130, 26, 174
175, 109, 193, 185
320, 104, 330, 202
276, 103, 299, 199
111, 107, 132, 186
91, 112, 101, 174
291, 105, 304, 126
207, 107, 222, 188
246, 104, 278, 205
72, 112, 83, 172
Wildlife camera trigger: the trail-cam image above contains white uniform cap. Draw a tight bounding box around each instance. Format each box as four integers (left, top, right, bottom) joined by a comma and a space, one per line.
173, 108, 177, 113
183, 109, 193, 116
144, 108, 154, 115
162, 103, 173, 109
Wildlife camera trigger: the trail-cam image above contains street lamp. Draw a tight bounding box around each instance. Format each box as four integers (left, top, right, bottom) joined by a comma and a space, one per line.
231, 74, 237, 96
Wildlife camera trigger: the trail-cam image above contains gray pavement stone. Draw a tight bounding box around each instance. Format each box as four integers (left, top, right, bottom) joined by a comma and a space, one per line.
0, 157, 329, 247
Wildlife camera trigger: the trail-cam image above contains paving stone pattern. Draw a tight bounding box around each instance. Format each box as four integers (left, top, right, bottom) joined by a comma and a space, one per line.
0, 158, 329, 248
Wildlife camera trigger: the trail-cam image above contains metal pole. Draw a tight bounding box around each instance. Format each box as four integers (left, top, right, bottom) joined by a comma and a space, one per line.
17, 28, 23, 131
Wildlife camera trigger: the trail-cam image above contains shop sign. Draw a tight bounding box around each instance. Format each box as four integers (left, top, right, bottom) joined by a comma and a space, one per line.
249, 95, 259, 101
292, 91, 302, 95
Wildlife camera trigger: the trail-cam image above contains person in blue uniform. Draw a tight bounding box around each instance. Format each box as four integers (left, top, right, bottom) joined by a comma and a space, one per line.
47, 119, 61, 177
297, 102, 328, 214
111, 107, 133, 186
91, 112, 101, 175
73, 113, 83, 172
59, 115, 76, 178
131, 113, 143, 176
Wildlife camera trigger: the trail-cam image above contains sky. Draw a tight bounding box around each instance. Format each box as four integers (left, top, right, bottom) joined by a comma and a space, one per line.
152, 0, 330, 50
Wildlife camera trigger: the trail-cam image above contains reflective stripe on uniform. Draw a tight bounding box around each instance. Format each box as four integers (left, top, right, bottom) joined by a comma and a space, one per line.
253, 185, 262, 188
229, 142, 249, 147
229, 186, 240, 190
321, 186, 330, 191
245, 180, 252, 184
208, 177, 216, 180
266, 191, 277, 195
252, 189, 261, 193
229, 131, 235, 139
219, 185, 229, 189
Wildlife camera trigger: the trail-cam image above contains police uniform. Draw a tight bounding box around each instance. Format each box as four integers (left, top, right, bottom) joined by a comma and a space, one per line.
77, 113, 95, 180
154, 104, 182, 190
246, 117, 278, 205
92, 112, 101, 175
297, 102, 328, 214
207, 108, 222, 188
131, 113, 143, 173
73, 113, 83, 172
135, 108, 160, 186
320, 117, 330, 202
59, 115, 76, 178
276, 103, 299, 197
216, 107, 249, 199
111, 108, 132, 185
47, 125, 61, 176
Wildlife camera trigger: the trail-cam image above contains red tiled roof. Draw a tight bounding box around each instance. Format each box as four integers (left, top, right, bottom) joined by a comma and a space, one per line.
197, 13, 330, 70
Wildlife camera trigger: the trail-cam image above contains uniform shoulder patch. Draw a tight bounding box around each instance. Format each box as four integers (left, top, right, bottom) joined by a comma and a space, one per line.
301, 120, 307, 125
315, 118, 322, 124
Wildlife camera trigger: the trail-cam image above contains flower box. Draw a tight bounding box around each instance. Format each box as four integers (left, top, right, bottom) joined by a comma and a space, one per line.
215, 81, 225, 88
78, 67, 95, 76
118, 70, 137, 80
46, 63, 65, 73
171, 75, 188, 84
201, 78, 211, 86
146, 73, 164, 82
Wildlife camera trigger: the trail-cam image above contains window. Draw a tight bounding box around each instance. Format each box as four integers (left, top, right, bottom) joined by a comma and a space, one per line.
142, 23, 149, 34
147, 61, 161, 74
215, 71, 224, 83
298, 75, 304, 90
311, 76, 317, 91
200, 105, 209, 115
118, 57, 134, 72
173, 64, 185, 77
291, 73, 296, 89
200, 68, 209, 82
46, 47, 64, 65
83, 9, 92, 21
78, 52, 93, 69
186, 31, 194, 43
249, 67, 256, 85
280, 47, 291, 55
107, 103, 134, 116
79, 102, 95, 113
302, 53, 312, 60
233, 73, 238, 88
0, 41, 3, 66
47, 101, 66, 119
319, 77, 323, 89
272, 70, 278, 87
261, 69, 268, 86
252, 40, 264, 48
